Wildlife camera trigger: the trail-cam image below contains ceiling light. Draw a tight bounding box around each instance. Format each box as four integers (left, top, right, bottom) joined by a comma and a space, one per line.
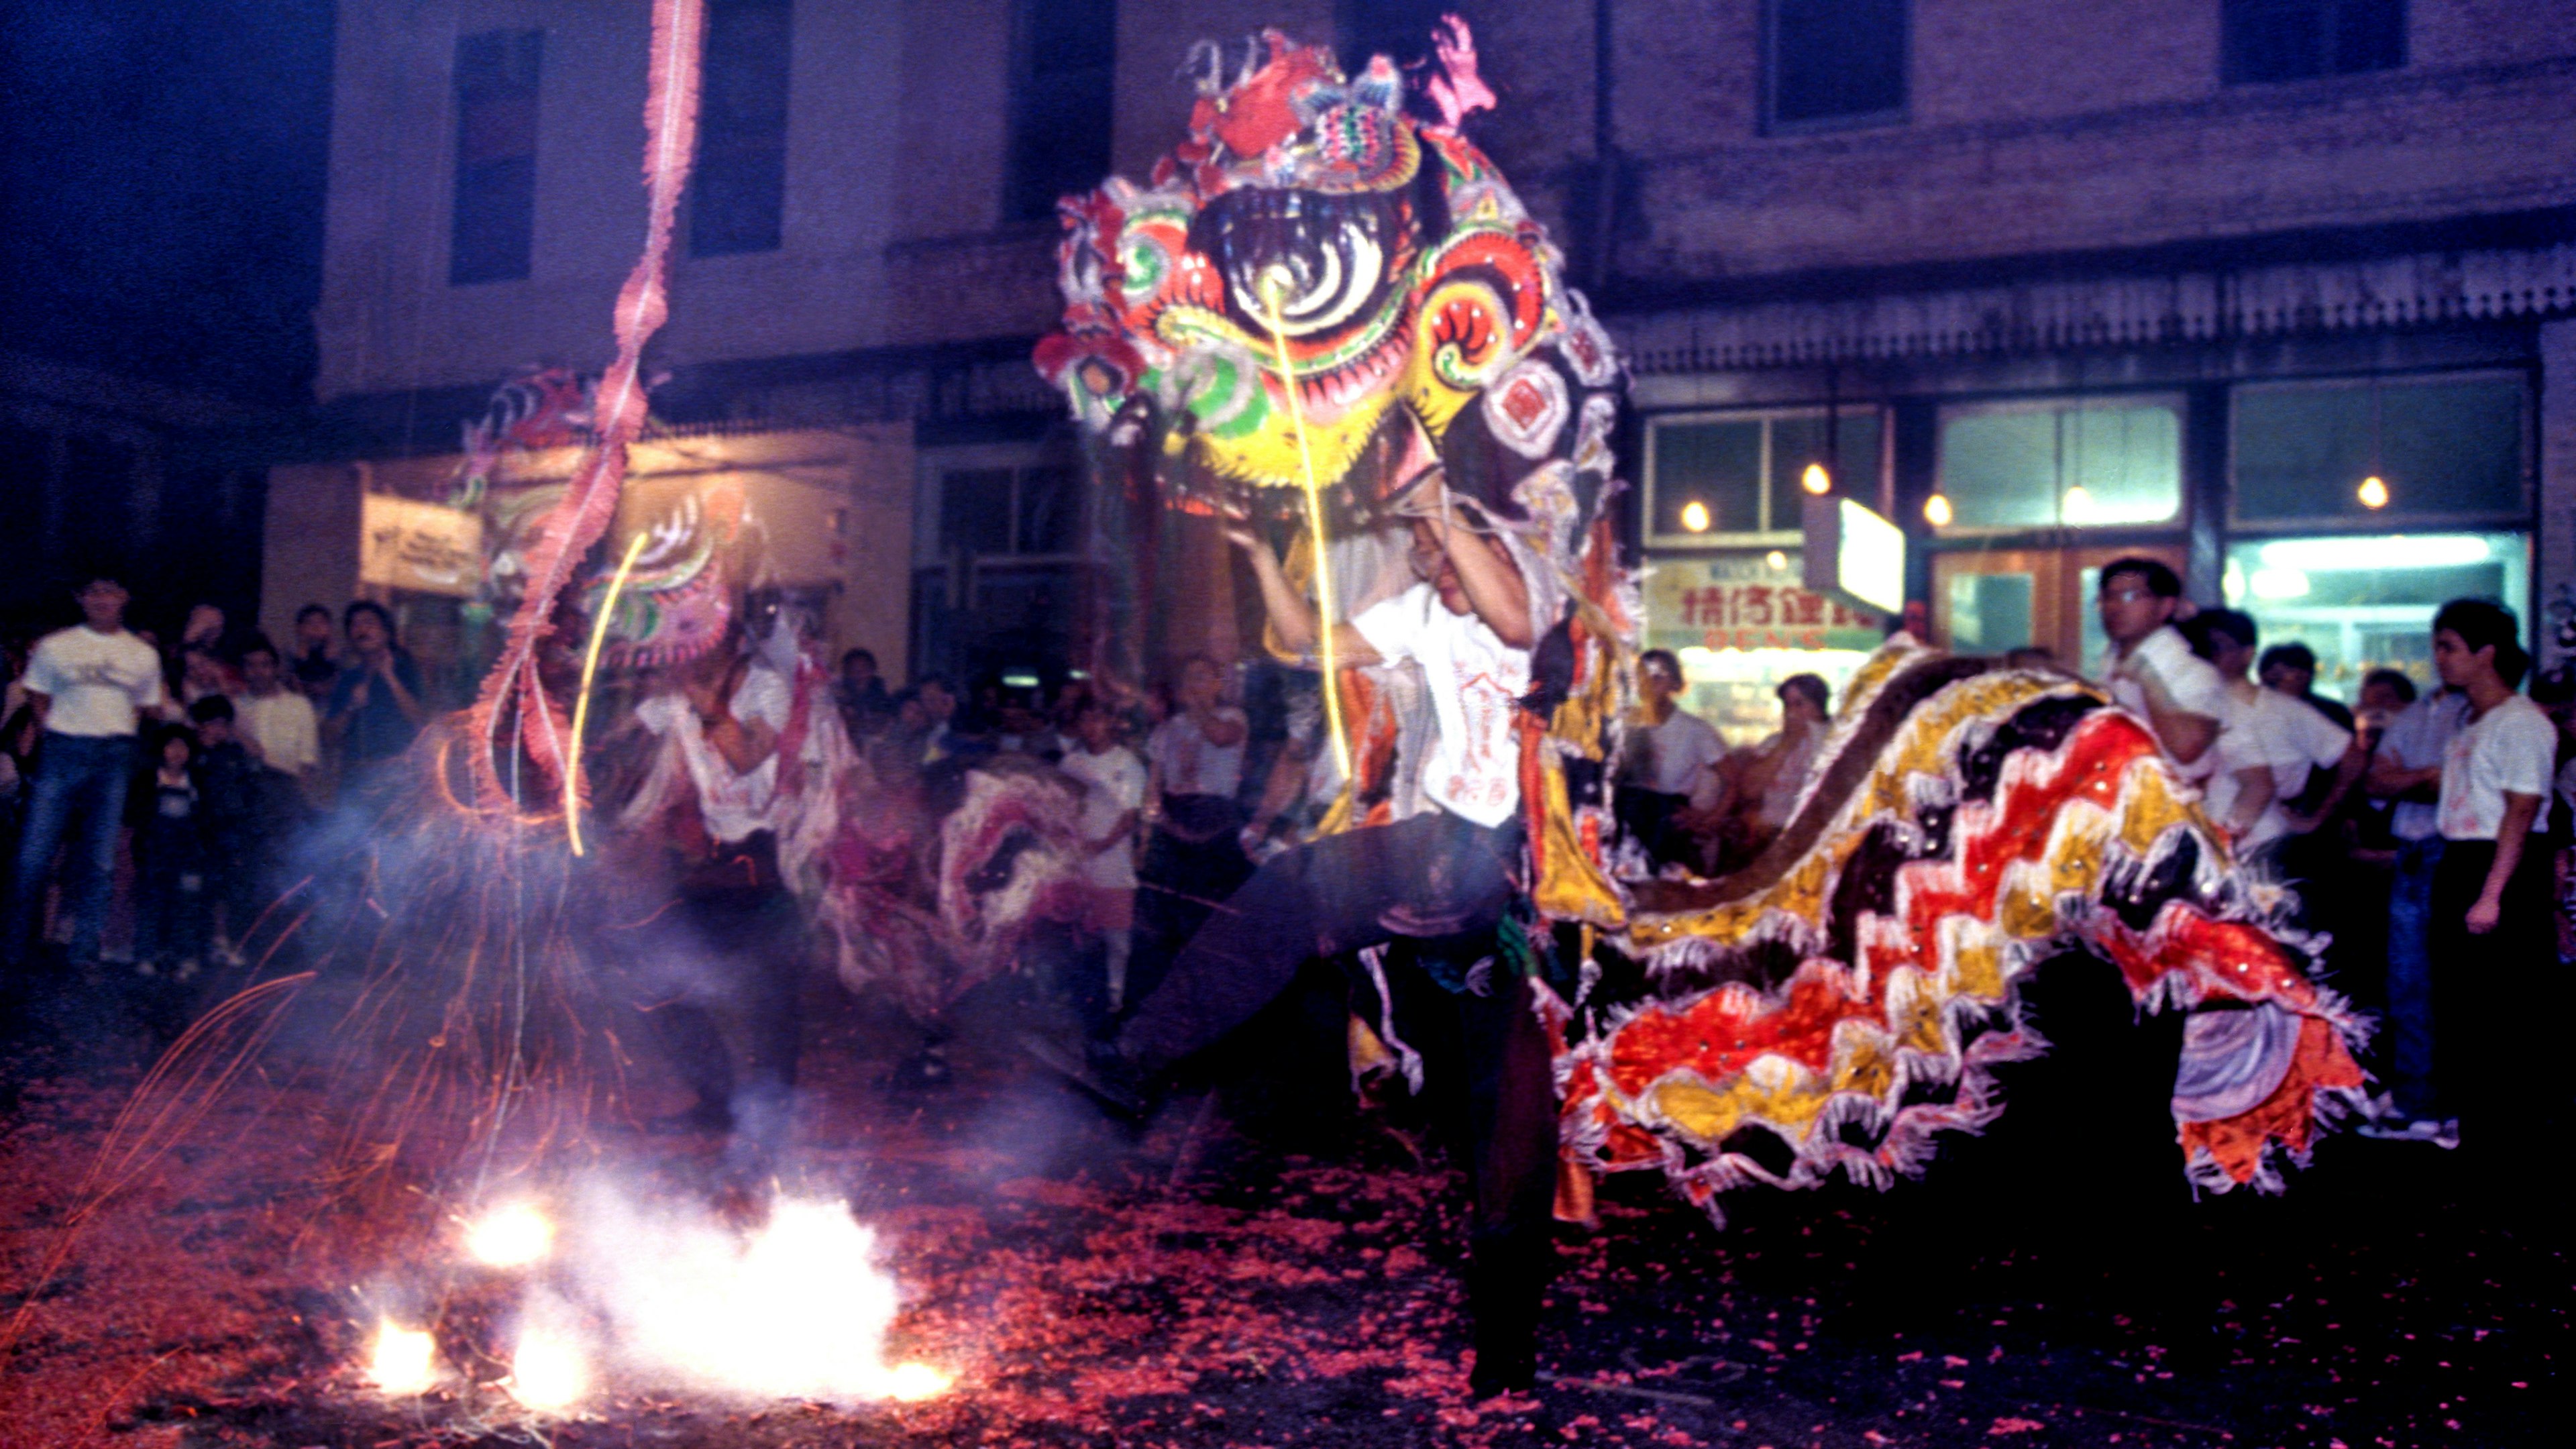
1800, 463, 1831, 496
1923, 493, 1953, 528
1679, 500, 1711, 533
2357, 475, 2390, 509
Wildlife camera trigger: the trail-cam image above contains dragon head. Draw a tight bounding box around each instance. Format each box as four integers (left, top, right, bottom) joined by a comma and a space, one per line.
1036, 21, 1623, 534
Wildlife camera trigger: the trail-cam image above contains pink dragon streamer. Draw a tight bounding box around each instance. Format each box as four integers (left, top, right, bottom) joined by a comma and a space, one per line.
464, 0, 706, 813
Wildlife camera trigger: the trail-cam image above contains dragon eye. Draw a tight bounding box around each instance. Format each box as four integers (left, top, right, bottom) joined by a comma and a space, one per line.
1209, 191, 1395, 341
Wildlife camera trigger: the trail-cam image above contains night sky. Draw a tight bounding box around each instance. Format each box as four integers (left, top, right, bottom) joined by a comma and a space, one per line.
1, 0, 335, 409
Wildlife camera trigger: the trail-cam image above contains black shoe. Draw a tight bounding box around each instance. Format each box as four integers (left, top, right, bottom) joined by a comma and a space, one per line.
1469, 1347, 1537, 1400
1019, 1028, 1155, 1118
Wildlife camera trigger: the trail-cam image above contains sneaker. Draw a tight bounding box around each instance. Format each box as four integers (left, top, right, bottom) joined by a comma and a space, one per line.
2357, 1116, 2455, 1146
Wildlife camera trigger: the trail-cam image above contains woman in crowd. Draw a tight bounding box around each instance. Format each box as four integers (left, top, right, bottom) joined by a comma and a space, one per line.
1708, 673, 1832, 873
323, 602, 429, 796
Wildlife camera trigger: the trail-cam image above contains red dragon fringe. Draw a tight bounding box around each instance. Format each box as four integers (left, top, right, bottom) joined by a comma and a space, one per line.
461, 0, 706, 814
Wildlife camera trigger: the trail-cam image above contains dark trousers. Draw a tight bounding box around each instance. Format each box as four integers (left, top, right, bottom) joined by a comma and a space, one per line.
629, 834, 804, 1124
7, 733, 133, 965
2383, 836, 2445, 1118
2427, 836, 2558, 1147
1122, 809, 1519, 1073
1613, 786, 1694, 871
132, 859, 209, 967
1121, 808, 1554, 1386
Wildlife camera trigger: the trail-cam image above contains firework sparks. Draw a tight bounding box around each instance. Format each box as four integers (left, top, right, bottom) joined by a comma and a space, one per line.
365, 1318, 438, 1395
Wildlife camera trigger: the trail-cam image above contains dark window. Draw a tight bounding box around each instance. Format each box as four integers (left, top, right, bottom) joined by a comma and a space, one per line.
1334, 0, 1448, 73
2221, 0, 2405, 85
2232, 376, 2523, 523
692, 0, 791, 256
450, 30, 543, 284
941, 464, 1084, 557
1004, 0, 1116, 222
1766, 0, 1908, 131
1649, 408, 1884, 543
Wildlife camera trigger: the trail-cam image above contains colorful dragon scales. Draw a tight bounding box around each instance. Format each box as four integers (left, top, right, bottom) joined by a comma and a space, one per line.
1038, 21, 2365, 1218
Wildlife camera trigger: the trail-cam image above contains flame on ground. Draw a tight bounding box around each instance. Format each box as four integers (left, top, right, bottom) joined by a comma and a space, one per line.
564, 1189, 918, 1403
366, 1318, 438, 1395
508, 1305, 592, 1412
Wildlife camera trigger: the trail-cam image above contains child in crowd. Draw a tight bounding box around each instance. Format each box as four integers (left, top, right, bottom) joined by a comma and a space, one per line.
1058, 699, 1145, 1016
131, 724, 210, 977
186, 696, 266, 964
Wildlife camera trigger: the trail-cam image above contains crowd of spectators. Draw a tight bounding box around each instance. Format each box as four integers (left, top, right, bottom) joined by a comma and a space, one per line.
1612, 554, 2572, 1157
1, 577, 433, 982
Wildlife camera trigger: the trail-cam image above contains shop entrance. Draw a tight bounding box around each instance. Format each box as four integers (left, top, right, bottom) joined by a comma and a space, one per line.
1932, 544, 2189, 678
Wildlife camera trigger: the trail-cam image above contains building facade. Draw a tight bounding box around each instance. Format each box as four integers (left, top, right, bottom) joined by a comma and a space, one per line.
287, 0, 2576, 722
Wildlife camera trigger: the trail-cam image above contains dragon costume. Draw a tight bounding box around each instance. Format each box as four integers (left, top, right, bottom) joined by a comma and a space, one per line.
1035, 20, 2365, 1221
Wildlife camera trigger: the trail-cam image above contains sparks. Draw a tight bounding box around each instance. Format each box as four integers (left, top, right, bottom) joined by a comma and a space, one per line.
871, 1360, 954, 1401
565, 529, 654, 856
366, 1318, 438, 1395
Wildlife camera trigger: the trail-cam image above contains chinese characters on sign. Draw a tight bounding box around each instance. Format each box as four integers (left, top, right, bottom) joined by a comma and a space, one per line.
1645, 553, 1882, 655
359, 494, 484, 597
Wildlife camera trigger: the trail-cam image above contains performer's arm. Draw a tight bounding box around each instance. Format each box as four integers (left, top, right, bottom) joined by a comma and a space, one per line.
2120, 661, 2218, 765
1426, 504, 1535, 650
1222, 523, 1383, 667
2220, 763, 2275, 841
2466, 792, 2541, 935
2366, 751, 2443, 801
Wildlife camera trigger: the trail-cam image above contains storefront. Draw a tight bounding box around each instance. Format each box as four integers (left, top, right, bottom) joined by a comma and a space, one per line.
1639, 405, 1890, 741
1629, 318, 2553, 720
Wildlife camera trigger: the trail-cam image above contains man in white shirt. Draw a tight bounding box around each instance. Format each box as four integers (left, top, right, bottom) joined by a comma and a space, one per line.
1616, 649, 1725, 871
2357, 675, 2466, 1140
614, 605, 820, 1144
7, 575, 171, 969
231, 637, 321, 786
2094, 557, 2224, 773
2181, 610, 2353, 857
1047, 497, 1556, 1397
2421, 599, 2559, 1150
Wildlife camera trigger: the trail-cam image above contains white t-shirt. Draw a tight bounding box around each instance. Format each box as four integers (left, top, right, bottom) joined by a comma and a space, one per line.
23, 625, 166, 737
2381, 691, 2470, 842
2206, 686, 2351, 851
2103, 625, 2229, 778
1060, 744, 1145, 889
233, 689, 320, 776
2438, 694, 2557, 841
633, 663, 795, 845
1148, 707, 1246, 800
1350, 582, 1531, 828
1624, 707, 1725, 800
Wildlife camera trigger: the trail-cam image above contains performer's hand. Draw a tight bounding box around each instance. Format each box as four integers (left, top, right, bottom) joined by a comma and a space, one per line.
2465, 895, 2502, 935
1220, 517, 1265, 555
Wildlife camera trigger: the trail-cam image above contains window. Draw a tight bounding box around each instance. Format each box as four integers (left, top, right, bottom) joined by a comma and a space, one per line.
940, 465, 1080, 558
692, 0, 791, 256
1936, 398, 2182, 531
1646, 407, 1884, 545
450, 30, 543, 284
1766, 0, 1908, 131
2233, 375, 2524, 525
2224, 532, 2527, 700
1335, 0, 1448, 71
1004, 0, 1116, 223
2222, 0, 2405, 85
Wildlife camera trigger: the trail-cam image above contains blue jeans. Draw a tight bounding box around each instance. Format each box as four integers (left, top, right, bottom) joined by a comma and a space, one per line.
2384, 835, 2444, 1120
7, 732, 135, 965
